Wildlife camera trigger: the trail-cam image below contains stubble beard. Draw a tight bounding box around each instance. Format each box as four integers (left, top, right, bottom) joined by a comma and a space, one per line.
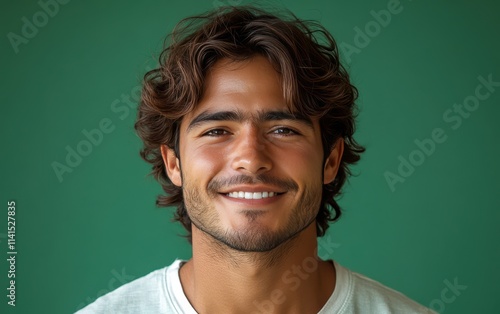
182, 176, 322, 253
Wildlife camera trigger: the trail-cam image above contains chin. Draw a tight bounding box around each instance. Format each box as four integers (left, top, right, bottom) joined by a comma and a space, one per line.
219, 223, 296, 252
220, 234, 286, 252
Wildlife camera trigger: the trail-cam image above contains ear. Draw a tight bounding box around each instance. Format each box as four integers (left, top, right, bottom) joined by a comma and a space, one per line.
160, 145, 182, 187
323, 138, 344, 184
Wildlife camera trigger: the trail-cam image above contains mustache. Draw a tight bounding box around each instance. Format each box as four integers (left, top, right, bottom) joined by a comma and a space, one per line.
207, 174, 299, 194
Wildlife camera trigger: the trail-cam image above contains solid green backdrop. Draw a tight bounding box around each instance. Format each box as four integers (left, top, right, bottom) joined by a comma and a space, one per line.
1, 0, 499, 313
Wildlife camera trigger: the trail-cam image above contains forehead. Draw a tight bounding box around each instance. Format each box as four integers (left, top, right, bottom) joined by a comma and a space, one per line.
182, 55, 290, 125
203, 56, 282, 99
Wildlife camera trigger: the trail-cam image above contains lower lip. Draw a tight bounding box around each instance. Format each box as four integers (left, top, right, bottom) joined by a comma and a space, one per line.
219, 193, 285, 206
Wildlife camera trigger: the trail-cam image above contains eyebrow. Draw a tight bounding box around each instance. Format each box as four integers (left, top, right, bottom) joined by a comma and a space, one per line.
186, 109, 313, 132
260, 111, 312, 126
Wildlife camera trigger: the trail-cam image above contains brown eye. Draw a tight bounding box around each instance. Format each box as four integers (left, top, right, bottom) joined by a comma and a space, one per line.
272, 128, 298, 136
204, 129, 229, 136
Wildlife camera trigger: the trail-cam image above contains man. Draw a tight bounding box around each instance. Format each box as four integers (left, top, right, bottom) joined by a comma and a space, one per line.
78, 6, 434, 313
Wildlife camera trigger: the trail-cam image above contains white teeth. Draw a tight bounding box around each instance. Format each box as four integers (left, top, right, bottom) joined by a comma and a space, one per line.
227, 191, 278, 199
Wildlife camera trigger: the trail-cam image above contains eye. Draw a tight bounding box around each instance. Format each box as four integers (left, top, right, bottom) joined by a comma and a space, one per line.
203, 129, 229, 137
271, 127, 298, 136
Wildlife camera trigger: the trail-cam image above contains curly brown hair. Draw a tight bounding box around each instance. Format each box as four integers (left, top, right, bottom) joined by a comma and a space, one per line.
135, 6, 365, 243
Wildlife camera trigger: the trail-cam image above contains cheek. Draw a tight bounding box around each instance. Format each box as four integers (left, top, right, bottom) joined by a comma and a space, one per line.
182, 145, 227, 179
276, 145, 324, 182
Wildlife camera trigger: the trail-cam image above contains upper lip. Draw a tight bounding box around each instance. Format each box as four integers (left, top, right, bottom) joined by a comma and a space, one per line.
219, 185, 286, 194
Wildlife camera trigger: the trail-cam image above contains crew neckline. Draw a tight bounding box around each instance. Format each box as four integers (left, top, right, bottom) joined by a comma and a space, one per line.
164, 259, 351, 314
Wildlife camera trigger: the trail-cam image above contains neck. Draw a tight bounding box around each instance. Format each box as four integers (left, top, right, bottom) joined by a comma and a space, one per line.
180, 223, 336, 314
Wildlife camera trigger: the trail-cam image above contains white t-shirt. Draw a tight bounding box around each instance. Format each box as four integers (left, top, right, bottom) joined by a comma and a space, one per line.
76, 260, 435, 313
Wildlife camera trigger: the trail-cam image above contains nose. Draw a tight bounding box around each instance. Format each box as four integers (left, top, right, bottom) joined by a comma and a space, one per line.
231, 127, 272, 175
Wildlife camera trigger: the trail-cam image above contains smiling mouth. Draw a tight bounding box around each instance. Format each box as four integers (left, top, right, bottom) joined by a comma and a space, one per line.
225, 191, 284, 200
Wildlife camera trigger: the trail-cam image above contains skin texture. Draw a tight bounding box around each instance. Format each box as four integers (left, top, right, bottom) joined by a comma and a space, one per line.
161, 55, 344, 313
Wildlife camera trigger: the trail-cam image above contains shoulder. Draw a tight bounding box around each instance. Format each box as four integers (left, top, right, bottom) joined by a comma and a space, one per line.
75, 261, 183, 314
350, 270, 434, 313
324, 261, 436, 314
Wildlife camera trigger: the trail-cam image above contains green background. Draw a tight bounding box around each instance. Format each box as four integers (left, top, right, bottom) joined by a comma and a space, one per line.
1, 0, 499, 313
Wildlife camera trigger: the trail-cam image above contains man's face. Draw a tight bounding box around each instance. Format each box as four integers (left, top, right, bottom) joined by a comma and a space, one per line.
163, 55, 341, 252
